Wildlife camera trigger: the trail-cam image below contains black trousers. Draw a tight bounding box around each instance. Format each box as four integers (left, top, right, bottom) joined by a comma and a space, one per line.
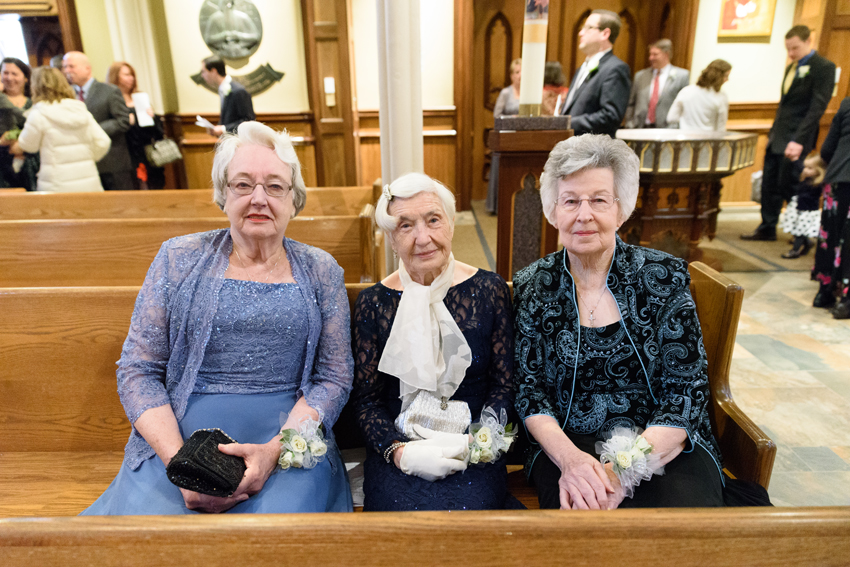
760, 150, 804, 231
530, 433, 724, 509
100, 170, 137, 191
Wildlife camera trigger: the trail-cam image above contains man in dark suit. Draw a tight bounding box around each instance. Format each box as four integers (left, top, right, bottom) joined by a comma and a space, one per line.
200, 56, 255, 137
63, 51, 134, 191
561, 9, 631, 137
624, 39, 689, 129
742, 25, 836, 241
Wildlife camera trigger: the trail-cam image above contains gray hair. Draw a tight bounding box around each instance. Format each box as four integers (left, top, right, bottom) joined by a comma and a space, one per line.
211, 121, 307, 215
651, 39, 673, 57
375, 172, 456, 234
540, 134, 639, 226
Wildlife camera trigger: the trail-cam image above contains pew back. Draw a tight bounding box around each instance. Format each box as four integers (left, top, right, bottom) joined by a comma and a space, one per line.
0, 214, 375, 286
0, 187, 374, 220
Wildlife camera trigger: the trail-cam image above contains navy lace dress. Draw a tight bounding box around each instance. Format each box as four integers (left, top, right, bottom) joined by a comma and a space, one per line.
352, 270, 517, 511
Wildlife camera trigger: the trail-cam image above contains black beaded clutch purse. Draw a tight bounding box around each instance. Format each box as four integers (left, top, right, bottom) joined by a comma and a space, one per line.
166, 428, 246, 497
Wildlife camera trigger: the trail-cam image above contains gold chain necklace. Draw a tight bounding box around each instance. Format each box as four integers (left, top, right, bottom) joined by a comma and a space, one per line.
233, 246, 283, 284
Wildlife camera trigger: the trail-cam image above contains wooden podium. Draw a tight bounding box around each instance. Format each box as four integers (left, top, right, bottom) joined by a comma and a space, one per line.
489, 127, 573, 281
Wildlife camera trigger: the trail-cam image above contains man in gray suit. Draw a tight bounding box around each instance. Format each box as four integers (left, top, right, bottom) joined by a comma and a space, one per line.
624, 39, 689, 129
63, 51, 134, 191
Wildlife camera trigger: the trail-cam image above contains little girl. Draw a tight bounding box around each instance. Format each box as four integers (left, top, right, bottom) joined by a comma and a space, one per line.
780, 154, 826, 259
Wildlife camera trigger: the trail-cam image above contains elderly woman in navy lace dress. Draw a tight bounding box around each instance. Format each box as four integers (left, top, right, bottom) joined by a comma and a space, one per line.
513, 134, 725, 510
352, 173, 518, 511
82, 121, 353, 514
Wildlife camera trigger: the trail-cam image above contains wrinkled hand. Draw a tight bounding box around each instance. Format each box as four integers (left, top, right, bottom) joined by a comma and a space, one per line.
784, 141, 803, 161
557, 448, 615, 510
178, 440, 279, 513
398, 425, 470, 482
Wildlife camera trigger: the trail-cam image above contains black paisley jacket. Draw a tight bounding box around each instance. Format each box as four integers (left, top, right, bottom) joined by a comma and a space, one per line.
513, 236, 722, 476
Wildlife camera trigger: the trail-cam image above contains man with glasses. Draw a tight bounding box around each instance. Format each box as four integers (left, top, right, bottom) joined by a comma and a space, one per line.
561, 10, 631, 138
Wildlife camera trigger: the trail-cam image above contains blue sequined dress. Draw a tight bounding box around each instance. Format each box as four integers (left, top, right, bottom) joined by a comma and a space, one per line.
82, 230, 354, 515
352, 270, 519, 511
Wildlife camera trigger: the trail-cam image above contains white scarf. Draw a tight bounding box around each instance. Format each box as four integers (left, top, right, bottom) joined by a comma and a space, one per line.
378, 254, 472, 410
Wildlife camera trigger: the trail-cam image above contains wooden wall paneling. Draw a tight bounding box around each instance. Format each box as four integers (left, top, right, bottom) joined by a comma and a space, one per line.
55, 0, 83, 52
300, 0, 360, 187
454, 0, 474, 210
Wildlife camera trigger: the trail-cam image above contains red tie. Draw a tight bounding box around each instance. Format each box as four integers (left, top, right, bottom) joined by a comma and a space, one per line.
647, 71, 660, 125
77, 88, 85, 102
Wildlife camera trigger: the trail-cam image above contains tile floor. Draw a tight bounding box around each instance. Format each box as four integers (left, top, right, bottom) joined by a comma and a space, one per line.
456, 202, 850, 507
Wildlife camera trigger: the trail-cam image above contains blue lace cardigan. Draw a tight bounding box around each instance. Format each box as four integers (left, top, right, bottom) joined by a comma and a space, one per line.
513, 236, 722, 476
117, 229, 354, 470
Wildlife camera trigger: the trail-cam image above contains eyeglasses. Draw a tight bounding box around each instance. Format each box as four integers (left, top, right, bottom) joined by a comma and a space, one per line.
227, 179, 291, 198
557, 195, 619, 212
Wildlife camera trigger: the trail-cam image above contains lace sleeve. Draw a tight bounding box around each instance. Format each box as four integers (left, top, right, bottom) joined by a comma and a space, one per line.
116, 244, 173, 424
352, 288, 408, 456
300, 256, 354, 429
646, 271, 710, 450
483, 275, 515, 419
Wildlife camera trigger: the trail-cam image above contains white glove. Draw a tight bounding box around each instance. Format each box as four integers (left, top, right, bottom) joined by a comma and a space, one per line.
398, 425, 471, 482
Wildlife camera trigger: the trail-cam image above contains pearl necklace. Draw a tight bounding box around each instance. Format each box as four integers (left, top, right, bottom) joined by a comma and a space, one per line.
233, 246, 283, 283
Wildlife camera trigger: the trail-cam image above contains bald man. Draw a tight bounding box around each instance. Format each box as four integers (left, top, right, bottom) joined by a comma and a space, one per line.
63, 51, 134, 191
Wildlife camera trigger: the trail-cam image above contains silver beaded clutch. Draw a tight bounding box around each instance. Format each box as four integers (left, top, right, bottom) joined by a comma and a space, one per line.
395, 390, 471, 440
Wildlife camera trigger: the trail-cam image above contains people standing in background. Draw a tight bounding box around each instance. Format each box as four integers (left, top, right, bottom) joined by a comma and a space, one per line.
812, 97, 850, 318
624, 39, 689, 129
13, 66, 110, 192
741, 25, 836, 242
541, 61, 569, 116
493, 58, 522, 118
487, 58, 522, 214
779, 154, 825, 259
0, 57, 38, 191
560, 10, 631, 137
200, 55, 255, 136
666, 59, 732, 132
106, 62, 166, 190
63, 51, 134, 191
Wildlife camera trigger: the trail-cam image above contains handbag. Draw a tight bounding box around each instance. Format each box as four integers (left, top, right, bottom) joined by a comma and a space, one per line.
394, 390, 471, 440
165, 428, 246, 497
144, 137, 182, 167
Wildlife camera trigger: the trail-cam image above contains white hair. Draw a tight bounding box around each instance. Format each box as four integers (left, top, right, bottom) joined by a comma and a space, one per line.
211, 121, 307, 215
375, 172, 456, 233
539, 134, 639, 226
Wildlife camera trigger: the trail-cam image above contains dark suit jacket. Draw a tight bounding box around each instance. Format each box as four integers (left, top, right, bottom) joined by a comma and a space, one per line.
821, 97, 850, 185
220, 80, 255, 133
84, 80, 132, 174
624, 65, 689, 128
768, 52, 835, 155
562, 51, 631, 137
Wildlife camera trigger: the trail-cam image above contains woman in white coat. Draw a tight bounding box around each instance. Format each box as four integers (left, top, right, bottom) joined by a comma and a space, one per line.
14, 66, 110, 192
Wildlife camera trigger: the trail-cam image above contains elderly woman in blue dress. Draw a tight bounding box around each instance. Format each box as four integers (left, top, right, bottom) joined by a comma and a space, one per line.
83, 121, 353, 514
513, 134, 724, 510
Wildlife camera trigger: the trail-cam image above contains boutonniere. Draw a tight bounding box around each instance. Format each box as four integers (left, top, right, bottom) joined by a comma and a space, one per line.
798, 65, 810, 78
221, 83, 232, 96
587, 60, 600, 75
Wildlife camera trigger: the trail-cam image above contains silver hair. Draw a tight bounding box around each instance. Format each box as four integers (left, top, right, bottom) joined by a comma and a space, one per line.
375, 172, 456, 235
651, 39, 673, 57
211, 121, 306, 215
539, 134, 639, 226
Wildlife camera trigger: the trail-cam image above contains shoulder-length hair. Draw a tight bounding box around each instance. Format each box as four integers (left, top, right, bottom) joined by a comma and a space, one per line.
696, 59, 732, 92
31, 66, 75, 104
1, 57, 32, 98
106, 61, 137, 93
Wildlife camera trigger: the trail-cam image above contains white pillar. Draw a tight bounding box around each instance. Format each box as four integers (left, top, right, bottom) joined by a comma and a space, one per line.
102, 0, 166, 113
376, 0, 424, 272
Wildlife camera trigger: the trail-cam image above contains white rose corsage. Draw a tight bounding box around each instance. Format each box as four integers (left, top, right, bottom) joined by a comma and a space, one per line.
278, 417, 328, 471
468, 406, 516, 465
798, 65, 810, 78
595, 427, 664, 498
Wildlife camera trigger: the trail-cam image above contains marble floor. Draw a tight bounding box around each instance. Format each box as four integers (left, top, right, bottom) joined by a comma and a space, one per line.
453, 202, 850, 507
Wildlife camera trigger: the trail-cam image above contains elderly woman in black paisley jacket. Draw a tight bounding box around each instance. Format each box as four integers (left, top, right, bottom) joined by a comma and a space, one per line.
513, 134, 724, 510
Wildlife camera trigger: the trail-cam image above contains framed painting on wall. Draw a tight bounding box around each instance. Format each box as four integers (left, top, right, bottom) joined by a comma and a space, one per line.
718, 0, 777, 38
